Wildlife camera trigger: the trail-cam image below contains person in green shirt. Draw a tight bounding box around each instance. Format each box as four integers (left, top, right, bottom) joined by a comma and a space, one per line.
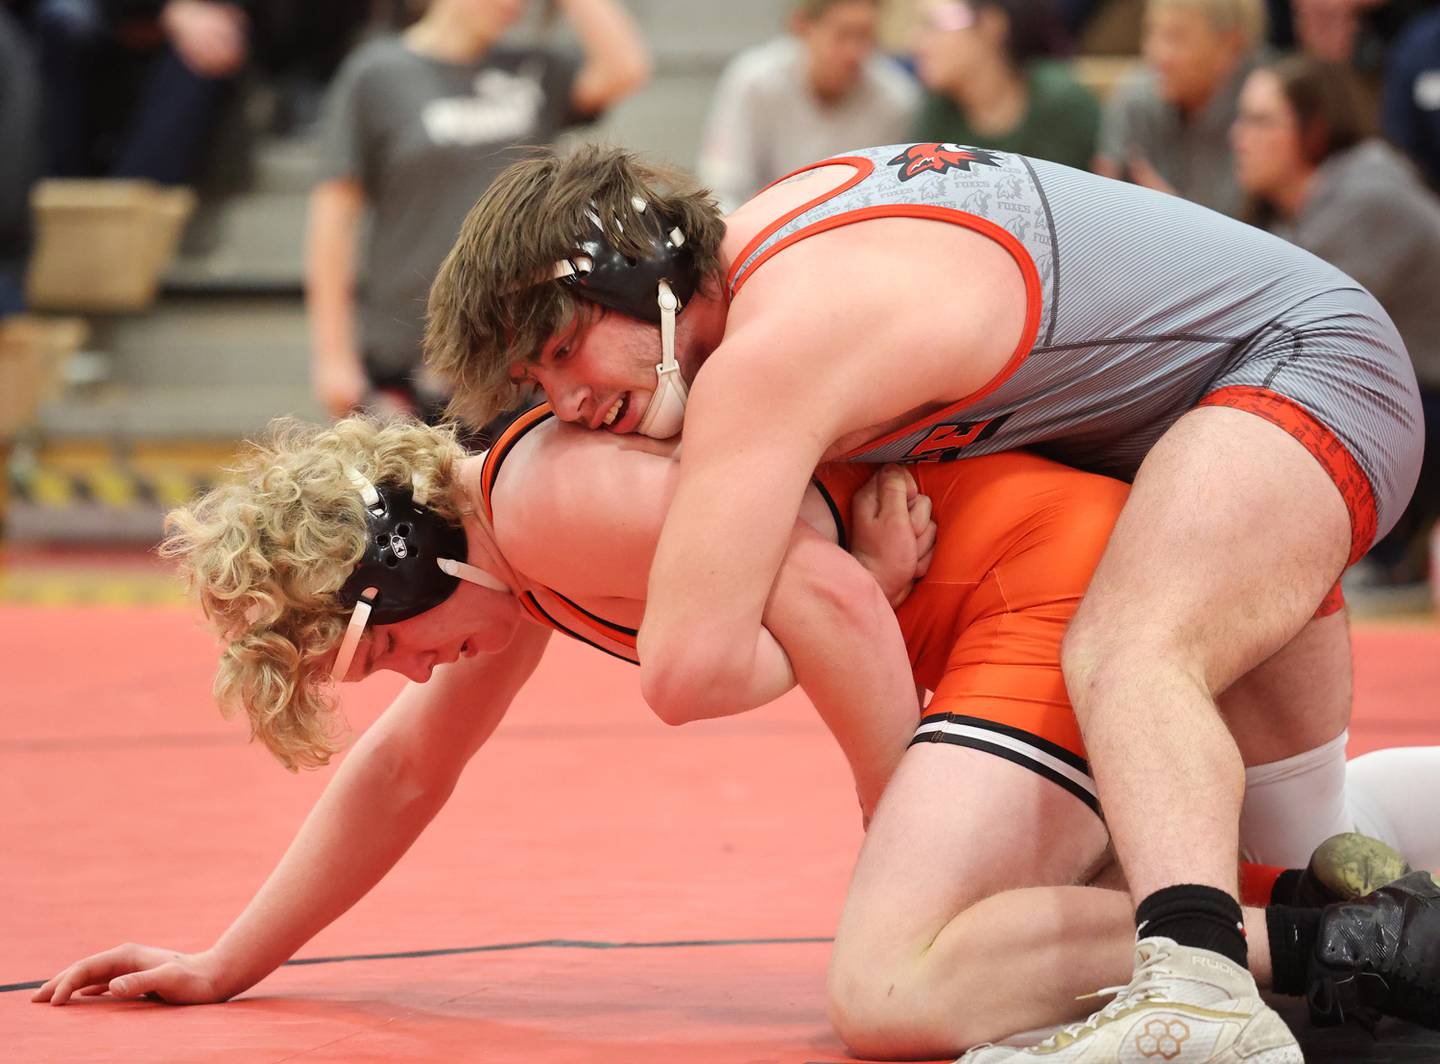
912, 0, 1100, 171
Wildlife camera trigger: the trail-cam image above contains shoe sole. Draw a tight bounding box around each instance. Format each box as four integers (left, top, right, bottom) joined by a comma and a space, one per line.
1244, 1050, 1305, 1063
1310, 832, 1412, 900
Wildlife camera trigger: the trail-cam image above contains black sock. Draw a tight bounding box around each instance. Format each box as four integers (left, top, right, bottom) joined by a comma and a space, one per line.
1135, 884, 1249, 968
1268, 869, 1305, 907
1266, 905, 1322, 996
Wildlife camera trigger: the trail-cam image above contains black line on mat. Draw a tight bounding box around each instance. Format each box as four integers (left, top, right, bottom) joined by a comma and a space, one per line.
2, 935, 835, 993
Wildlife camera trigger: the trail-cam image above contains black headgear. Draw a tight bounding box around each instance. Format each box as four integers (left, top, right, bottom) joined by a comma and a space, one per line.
554, 200, 699, 322
337, 483, 468, 625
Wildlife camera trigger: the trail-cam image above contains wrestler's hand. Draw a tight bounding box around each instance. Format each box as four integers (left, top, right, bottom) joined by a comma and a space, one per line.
32, 943, 232, 1006
850, 465, 937, 608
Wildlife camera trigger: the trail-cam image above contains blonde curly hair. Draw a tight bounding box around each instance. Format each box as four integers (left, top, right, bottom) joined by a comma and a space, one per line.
161, 416, 469, 771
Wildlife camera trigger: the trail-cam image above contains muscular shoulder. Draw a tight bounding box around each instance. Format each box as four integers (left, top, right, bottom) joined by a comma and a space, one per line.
717, 218, 1030, 436
489, 420, 679, 595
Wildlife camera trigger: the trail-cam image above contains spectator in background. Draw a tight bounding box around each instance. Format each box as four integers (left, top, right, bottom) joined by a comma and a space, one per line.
31, 0, 249, 185
1096, 0, 1266, 215
1385, 8, 1440, 190
306, 0, 649, 423
912, 0, 1098, 171
695, 0, 918, 212
1, 4, 42, 317
1233, 53, 1440, 585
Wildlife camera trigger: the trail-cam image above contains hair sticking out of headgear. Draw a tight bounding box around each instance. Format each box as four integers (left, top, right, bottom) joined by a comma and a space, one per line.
549, 198, 695, 439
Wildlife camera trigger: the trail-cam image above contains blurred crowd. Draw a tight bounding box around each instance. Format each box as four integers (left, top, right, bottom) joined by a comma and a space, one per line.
1, 0, 1437, 584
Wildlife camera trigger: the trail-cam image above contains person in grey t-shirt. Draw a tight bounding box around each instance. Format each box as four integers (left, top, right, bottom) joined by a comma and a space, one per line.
1234, 53, 1440, 584
1095, 0, 1265, 217
306, 0, 650, 422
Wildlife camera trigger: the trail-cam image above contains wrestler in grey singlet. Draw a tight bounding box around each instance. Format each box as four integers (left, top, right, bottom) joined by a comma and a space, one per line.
726, 144, 1423, 546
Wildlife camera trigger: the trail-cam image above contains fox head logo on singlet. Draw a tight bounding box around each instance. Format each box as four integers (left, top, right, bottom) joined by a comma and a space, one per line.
889, 143, 1002, 182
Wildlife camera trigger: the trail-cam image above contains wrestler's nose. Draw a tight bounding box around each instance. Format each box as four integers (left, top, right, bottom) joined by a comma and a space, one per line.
550, 379, 591, 423
389, 648, 436, 683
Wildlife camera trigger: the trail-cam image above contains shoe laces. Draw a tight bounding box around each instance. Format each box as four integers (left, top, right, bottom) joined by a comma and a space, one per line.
1031, 959, 1173, 1051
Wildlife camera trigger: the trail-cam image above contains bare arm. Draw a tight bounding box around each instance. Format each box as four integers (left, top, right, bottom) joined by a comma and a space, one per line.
760, 524, 923, 821
561, 0, 652, 117
495, 426, 925, 812
305, 178, 367, 418
35, 624, 551, 1005
496, 428, 800, 714
636, 232, 1024, 718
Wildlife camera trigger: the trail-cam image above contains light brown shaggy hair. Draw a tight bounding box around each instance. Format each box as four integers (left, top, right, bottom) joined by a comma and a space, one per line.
161, 416, 467, 770
425, 143, 727, 426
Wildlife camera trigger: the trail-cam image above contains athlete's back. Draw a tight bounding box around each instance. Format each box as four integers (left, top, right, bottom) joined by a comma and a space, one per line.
727, 144, 1374, 480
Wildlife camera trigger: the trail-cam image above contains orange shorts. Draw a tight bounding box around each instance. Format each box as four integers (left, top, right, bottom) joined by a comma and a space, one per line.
817, 452, 1131, 816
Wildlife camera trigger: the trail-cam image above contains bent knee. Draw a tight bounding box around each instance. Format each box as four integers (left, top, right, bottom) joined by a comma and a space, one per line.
1061, 617, 1209, 718
827, 955, 986, 1060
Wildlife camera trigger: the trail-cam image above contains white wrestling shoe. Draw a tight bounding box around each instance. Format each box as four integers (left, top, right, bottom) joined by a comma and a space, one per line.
956, 938, 1303, 1063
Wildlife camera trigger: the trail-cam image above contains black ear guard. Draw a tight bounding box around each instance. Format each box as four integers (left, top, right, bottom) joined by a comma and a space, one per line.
337, 484, 468, 625
554, 199, 699, 322
330, 474, 511, 683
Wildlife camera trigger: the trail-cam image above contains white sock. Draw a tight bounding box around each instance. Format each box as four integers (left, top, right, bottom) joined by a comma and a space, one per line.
1240, 731, 1354, 867
1343, 746, 1440, 871
1241, 733, 1440, 871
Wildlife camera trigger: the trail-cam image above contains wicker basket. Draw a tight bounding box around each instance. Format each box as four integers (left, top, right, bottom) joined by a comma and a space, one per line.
0, 316, 88, 438
25, 180, 196, 313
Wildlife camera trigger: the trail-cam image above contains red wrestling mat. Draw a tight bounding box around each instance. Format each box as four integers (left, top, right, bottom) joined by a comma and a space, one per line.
2, 605, 1438, 1063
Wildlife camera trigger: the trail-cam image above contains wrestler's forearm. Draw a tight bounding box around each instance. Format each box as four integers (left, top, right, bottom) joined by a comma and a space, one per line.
206, 631, 549, 998
205, 726, 456, 997
639, 409, 826, 718
763, 532, 920, 817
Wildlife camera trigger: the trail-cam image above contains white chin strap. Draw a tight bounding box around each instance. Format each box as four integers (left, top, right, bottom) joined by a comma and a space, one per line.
331, 588, 378, 683
549, 201, 690, 440
437, 557, 511, 593
635, 279, 688, 440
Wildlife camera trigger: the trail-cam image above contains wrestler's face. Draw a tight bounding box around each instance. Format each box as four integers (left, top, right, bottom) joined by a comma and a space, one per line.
1231, 71, 1308, 199
797, 0, 880, 101
343, 581, 522, 684
516, 310, 676, 434
1144, 6, 1245, 110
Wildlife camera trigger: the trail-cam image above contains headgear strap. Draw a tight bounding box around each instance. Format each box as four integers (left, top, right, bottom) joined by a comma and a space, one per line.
330, 471, 508, 682
550, 197, 697, 439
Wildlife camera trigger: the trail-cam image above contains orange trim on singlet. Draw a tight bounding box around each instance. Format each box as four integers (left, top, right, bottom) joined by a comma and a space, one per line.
732, 201, 1045, 461
546, 591, 638, 646
478, 402, 555, 523
1197, 385, 1378, 567
719, 152, 1045, 463
516, 591, 553, 628
724, 155, 876, 296
478, 402, 643, 654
